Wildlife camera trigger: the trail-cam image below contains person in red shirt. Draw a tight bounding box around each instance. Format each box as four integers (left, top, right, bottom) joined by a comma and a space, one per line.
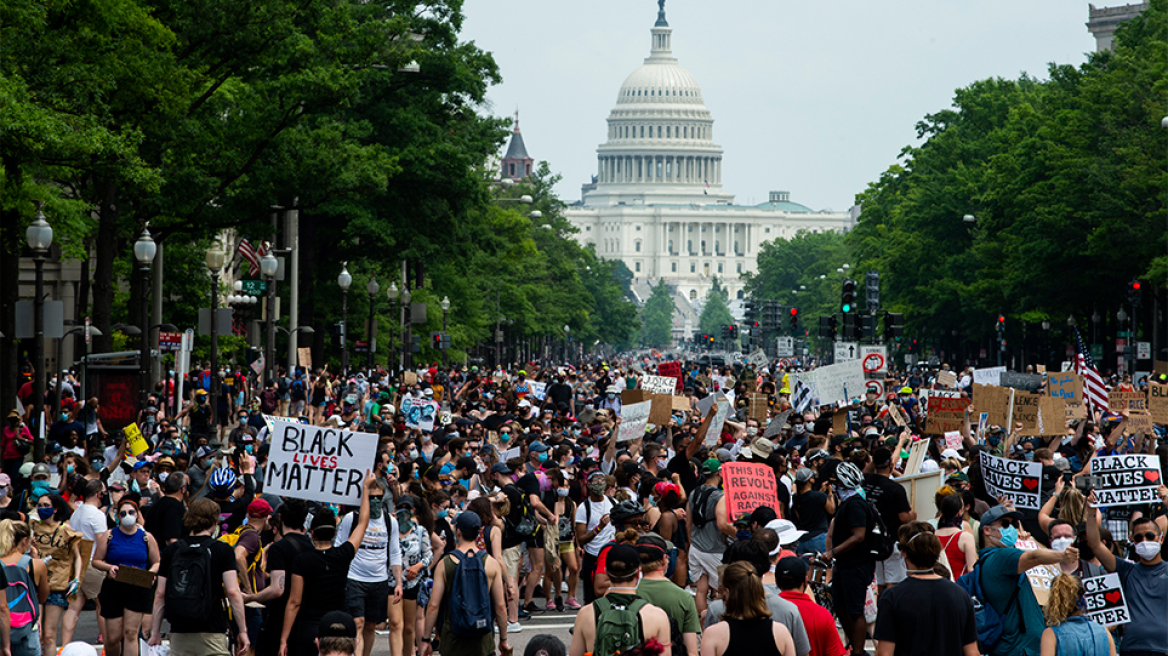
775, 557, 847, 656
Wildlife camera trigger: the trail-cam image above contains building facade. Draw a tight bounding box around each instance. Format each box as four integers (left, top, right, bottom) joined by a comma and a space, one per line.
1086, 2, 1148, 51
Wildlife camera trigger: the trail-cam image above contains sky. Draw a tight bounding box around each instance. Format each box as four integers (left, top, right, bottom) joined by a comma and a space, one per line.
460, 0, 1101, 211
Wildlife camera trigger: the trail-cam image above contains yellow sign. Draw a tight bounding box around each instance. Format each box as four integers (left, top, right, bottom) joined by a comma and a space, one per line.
124, 422, 149, 456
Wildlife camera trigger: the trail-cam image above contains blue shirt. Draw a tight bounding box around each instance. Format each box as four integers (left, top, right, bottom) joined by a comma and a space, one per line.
978, 547, 1045, 656
1113, 558, 1168, 654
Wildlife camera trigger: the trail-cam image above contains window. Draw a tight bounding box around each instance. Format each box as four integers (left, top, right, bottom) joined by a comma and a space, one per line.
526, 163, 531, 175
635, 262, 641, 272
736, 263, 742, 273
687, 240, 692, 253
715, 240, 720, 253
640, 126, 645, 137
635, 240, 641, 252
635, 225, 641, 231
508, 163, 515, 176
700, 240, 706, 253
765, 228, 771, 233
586, 226, 591, 231
668, 239, 673, 252
666, 126, 670, 138
671, 262, 677, 273
717, 263, 723, 273
683, 126, 687, 138
688, 225, 693, 232
733, 241, 738, 253
689, 290, 697, 300
737, 290, 744, 299
690, 263, 696, 273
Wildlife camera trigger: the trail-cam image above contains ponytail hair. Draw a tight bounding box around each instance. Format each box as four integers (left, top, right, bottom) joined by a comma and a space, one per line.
719, 561, 769, 620
1045, 573, 1084, 626
0, 518, 31, 557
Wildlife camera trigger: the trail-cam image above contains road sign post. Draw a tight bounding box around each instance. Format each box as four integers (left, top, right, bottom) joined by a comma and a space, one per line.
834, 342, 858, 362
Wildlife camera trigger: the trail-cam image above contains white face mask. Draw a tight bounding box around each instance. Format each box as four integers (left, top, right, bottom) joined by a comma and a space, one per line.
1050, 537, 1074, 552
120, 513, 137, 529
1135, 540, 1161, 561
556, 488, 569, 497
158, 472, 169, 483
746, 427, 758, 437
0, 486, 7, 498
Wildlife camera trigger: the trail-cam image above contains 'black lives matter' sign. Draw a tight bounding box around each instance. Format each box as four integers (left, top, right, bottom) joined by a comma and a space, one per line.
266, 419, 378, 505
1083, 573, 1130, 627
1090, 455, 1163, 506
980, 451, 1043, 509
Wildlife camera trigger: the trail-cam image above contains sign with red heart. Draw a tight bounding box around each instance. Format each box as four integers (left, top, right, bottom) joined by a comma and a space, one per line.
1090, 455, 1164, 507
1083, 572, 1130, 627
979, 451, 1043, 510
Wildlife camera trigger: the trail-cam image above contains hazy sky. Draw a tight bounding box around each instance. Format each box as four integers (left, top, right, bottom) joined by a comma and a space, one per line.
460, 0, 1100, 211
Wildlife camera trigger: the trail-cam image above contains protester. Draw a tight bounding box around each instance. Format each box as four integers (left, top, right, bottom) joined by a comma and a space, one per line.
575, 470, 616, 604
64, 479, 108, 646
635, 534, 701, 656
31, 493, 84, 656
2, 518, 49, 656
334, 478, 402, 656
1039, 573, 1114, 656
568, 544, 671, 656
821, 461, 874, 656
689, 458, 732, 616
700, 561, 797, 656
249, 499, 312, 656
91, 498, 161, 656
774, 557, 847, 656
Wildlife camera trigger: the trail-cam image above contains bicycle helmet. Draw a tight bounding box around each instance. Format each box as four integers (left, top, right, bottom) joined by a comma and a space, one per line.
610, 499, 646, 523
833, 462, 864, 490
208, 468, 238, 497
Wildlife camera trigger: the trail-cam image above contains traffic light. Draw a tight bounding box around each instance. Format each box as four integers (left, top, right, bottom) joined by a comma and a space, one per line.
996, 314, 1006, 335
841, 313, 857, 340
884, 312, 904, 339
859, 315, 876, 342
819, 315, 838, 339
1128, 280, 1142, 307
789, 307, 799, 334
727, 325, 738, 341
744, 300, 756, 324
431, 331, 442, 349
865, 272, 880, 310
841, 279, 856, 314
720, 325, 729, 340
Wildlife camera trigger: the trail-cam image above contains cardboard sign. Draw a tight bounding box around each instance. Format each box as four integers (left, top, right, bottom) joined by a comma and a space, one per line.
722, 462, 780, 521
1149, 383, 1168, 424
642, 375, 677, 396
648, 393, 674, 426
1000, 371, 1043, 393
657, 361, 683, 393
979, 451, 1042, 509
1036, 397, 1066, 435
1012, 393, 1044, 435
973, 383, 1014, 429
1065, 402, 1087, 423
748, 394, 769, 423
1083, 573, 1131, 627
887, 403, 907, 427
123, 422, 149, 456
748, 349, 768, 370
795, 360, 866, 406
904, 439, 929, 476
936, 370, 958, 388
115, 566, 156, 589
1013, 539, 1061, 606
1116, 412, 1154, 435
944, 431, 962, 450
618, 400, 651, 442
529, 381, 547, 401
297, 347, 312, 370
1046, 372, 1083, 404
264, 418, 378, 506
400, 396, 439, 432
402, 371, 419, 386
1090, 455, 1163, 506
925, 392, 966, 435
672, 396, 690, 412
1109, 391, 1147, 413
832, 408, 849, 437
973, 366, 1006, 387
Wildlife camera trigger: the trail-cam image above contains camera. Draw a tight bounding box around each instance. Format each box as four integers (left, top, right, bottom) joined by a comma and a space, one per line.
1075, 475, 1098, 494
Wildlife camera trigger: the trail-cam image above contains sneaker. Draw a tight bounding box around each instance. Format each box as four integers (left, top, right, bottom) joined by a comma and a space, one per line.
523, 601, 544, 614
517, 607, 531, 620
554, 595, 564, 612
565, 597, 581, 610
533, 584, 545, 598
561, 582, 569, 593
507, 621, 523, 634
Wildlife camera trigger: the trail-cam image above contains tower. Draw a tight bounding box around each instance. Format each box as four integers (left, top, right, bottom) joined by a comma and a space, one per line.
501, 109, 534, 181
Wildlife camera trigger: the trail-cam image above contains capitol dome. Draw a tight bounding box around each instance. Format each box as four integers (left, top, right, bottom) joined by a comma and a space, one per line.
583, 3, 732, 207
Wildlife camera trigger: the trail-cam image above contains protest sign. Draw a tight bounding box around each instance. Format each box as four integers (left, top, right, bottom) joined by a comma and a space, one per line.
1000, 371, 1043, 393
748, 349, 768, 370
123, 422, 149, 456
702, 396, 731, 446
764, 410, 791, 439
973, 366, 1006, 386
976, 412, 989, 442
979, 451, 1042, 509
1013, 539, 1061, 606
648, 393, 674, 426
672, 396, 691, 412
621, 389, 647, 406
795, 360, 865, 406
974, 383, 1014, 429
402, 371, 418, 386
748, 394, 769, 423
642, 375, 677, 396
1109, 391, 1147, 413
1115, 412, 1154, 436
265, 418, 378, 506
936, 370, 958, 388
1150, 383, 1168, 424
400, 396, 439, 432
1046, 372, 1083, 404
618, 400, 651, 442
529, 381, 547, 401
657, 361, 683, 392
116, 566, 157, 589
1083, 573, 1131, 627
887, 403, 907, 427
1036, 397, 1066, 435
1065, 402, 1087, 423
832, 408, 849, 437
944, 431, 962, 450
1090, 454, 1163, 506
722, 462, 780, 521
925, 390, 966, 434
499, 446, 521, 462
904, 439, 929, 476
696, 392, 718, 416
297, 347, 312, 370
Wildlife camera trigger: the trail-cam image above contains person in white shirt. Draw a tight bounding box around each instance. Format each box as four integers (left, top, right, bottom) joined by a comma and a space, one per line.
575, 472, 616, 604
64, 479, 109, 646
333, 479, 403, 656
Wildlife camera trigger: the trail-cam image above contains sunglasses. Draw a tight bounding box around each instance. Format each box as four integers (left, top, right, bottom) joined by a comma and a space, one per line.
996, 519, 1015, 529
118, 510, 137, 518
1130, 532, 1159, 543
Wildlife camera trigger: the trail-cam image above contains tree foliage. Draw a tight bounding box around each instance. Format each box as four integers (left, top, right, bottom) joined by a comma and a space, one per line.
699, 277, 735, 338
640, 280, 675, 348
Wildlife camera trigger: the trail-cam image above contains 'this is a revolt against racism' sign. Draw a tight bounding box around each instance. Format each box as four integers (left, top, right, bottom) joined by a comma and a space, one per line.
1090, 455, 1163, 506
980, 451, 1043, 509
266, 418, 378, 506
722, 462, 780, 521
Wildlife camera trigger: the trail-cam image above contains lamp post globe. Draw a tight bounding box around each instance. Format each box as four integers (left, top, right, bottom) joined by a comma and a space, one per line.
26, 209, 53, 253
134, 227, 157, 265
337, 265, 352, 291
440, 296, 451, 312
386, 282, 398, 302
401, 288, 411, 305
205, 245, 225, 272
367, 276, 380, 297
259, 252, 278, 278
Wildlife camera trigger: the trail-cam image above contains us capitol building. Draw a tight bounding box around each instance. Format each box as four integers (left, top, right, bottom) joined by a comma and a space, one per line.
556, 1, 856, 325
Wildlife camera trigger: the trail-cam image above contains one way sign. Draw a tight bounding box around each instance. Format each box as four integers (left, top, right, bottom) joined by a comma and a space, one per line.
834, 342, 858, 362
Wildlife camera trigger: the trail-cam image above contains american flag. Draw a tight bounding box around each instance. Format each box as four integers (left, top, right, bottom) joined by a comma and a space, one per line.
236, 239, 269, 276
1073, 326, 1109, 414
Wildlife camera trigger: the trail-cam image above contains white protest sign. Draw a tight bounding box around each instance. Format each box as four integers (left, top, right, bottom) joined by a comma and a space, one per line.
707, 397, 731, 446
979, 451, 1043, 509
1083, 573, 1130, 627
1090, 455, 1163, 506
401, 396, 440, 432
1013, 539, 1061, 606
795, 360, 865, 406
973, 366, 1006, 386
641, 375, 677, 396
529, 381, 547, 401
264, 418, 377, 506
748, 349, 768, 369
618, 400, 651, 442
499, 446, 522, 462
904, 439, 930, 476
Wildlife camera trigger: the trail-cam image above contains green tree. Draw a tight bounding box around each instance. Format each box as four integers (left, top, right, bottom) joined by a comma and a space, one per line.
699, 277, 735, 339
640, 280, 674, 348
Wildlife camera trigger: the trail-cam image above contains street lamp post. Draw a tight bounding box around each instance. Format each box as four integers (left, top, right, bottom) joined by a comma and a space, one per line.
338, 264, 352, 374
367, 277, 380, 370
564, 324, 571, 364
205, 245, 225, 427
26, 206, 52, 462
387, 283, 399, 372
133, 227, 157, 409
1117, 307, 1132, 375
260, 250, 279, 384
401, 287, 412, 371
441, 296, 451, 365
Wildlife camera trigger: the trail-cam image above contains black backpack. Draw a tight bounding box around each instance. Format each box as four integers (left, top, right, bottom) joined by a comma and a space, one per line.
846, 495, 895, 561
164, 538, 218, 625
690, 486, 718, 528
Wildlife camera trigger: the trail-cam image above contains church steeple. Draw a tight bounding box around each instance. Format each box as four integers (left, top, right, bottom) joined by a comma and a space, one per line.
501, 108, 533, 181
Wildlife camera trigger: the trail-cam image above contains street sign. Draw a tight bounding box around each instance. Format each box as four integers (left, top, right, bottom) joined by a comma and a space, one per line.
355, 340, 369, 353
1116, 338, 1127, 354
240, 279, 267, 296
865, 379, 884, 396
776, 337, 794, 358
1090, 344, 1103, 360
1138, 342, 1151, 360
157, 331, 183, 351
859, 345, 887, 374
834, 342, 858, 361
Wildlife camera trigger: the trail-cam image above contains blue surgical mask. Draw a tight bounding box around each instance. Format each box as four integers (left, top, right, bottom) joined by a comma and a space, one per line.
988, 434, 1002, 447
998, 525, 1018, 548
537, 452, 548, 463
436, 509, 449, 519
245, 445, 254, 454
500, 433, 511, 442
1023, 452, 1034, 461
37, 507, 55, 521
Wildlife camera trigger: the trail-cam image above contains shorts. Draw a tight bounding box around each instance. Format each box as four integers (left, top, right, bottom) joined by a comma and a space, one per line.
47, 591, 70, 608
403, 584, 420, 601
502, 545, 523, 581
831, 559, 876, 617
99, 578, 154, 618
874, 543, 906, 586
80, 564, 105, 600
170, 632, 232, 656
688, 548, 723, 588
343, 579, 389, 623
290, 400, 306, 415
559, 540, 576, 555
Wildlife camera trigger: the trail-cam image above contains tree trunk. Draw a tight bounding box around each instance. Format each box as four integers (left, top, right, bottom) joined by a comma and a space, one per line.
91, 178, 119, 354
0, 156, 22, 419
300, 208, 321, 367
74, 248, 91, 364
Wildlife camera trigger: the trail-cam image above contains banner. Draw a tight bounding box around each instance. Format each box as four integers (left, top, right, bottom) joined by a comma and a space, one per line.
722, 462, 780, 521
1083, 573, 1131, 627
1046, 372, 1083, 404
618, 400, 652, 442
1090, 454, 1163, 506
264, 418, 378, 506
795, 360, 866, 406
979, 451, 1042, 509
925, 390, 966, 434
400, 396, 439, 432
123, 422, 149, 456
641, 375, 677, 396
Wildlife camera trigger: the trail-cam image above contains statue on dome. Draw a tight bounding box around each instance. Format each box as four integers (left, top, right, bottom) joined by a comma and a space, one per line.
658, 0, 665, 11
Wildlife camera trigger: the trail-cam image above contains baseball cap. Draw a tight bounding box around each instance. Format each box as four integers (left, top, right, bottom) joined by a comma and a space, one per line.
454, 510, 482, 533
195, 445, 216, 459
605, 544, 641, 579
317, 611, 357, 639
634, 534, 670, 560
490, 462, 512, 475
775, 556, 809, 581
528, 440, 549, 453
0, 473, 10, 487
765, 519, 807, 550
747, 506, 778, 527
247, 499, 272, 517
794, 468, 814, 484
701, 458, 722, 476
981, 505, 1023, 527
940, 448, 965, 462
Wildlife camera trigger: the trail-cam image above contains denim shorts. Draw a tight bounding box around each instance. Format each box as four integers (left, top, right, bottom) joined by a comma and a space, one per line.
46, 591, 69, 608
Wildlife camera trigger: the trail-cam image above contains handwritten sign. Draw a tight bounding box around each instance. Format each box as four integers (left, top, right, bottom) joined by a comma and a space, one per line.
936, 370, 958, 388
925, 391, 966, 434
1046, 372, 1082, 404
657, 361, 684, 393
748, 349, 768, 370
722, 462, 780, 522
1090, 455, 1163, 506
944, 431, 963, 450
795, 360, 866, 406
979, 451, 1042, 509
264, 418, 378, 505
617, 400, 652, 442
973, 366, 1006, 387
1000, 371, 1043, 393
115, 565, 157, 589
1109, 391, 1147, 413
974, 383, 1014, 429
401, 396, 439, 432
1013, 539, 1061, 606
641, 375, 677, 396
1149, 383, 1168, 424
123, 422, 149, 456
297, 347, 312, 370
1116, 412, 1154, 435
1083, 573, 1130, 627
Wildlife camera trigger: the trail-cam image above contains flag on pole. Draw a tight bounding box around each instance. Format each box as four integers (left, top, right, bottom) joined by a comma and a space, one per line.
1073, 326, 1108, 414
237, 238, 260, 276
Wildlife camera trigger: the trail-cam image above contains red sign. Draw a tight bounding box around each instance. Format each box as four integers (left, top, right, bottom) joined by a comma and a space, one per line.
722, 462, 781, 521
94, 373, 139, 431
865, 379, 884, 396
657, 361, 683, 393
862, 353, 885, 374
158, 331, 183, 351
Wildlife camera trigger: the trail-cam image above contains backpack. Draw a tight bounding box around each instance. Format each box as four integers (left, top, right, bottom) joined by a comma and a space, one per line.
854, 496, 895, 561
504, 485, 539, 538
592, 596, 647, 656
690, 486, 718, 528
218, 524, 263, 590
165, 538, 219, 625
956, 550, 1025, 653
4, 555, 38, 628
290, 379, 306, 400
446, 549, 493, 638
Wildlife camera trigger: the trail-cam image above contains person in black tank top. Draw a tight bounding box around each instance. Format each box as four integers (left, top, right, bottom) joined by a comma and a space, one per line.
701, 562, 796, 656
